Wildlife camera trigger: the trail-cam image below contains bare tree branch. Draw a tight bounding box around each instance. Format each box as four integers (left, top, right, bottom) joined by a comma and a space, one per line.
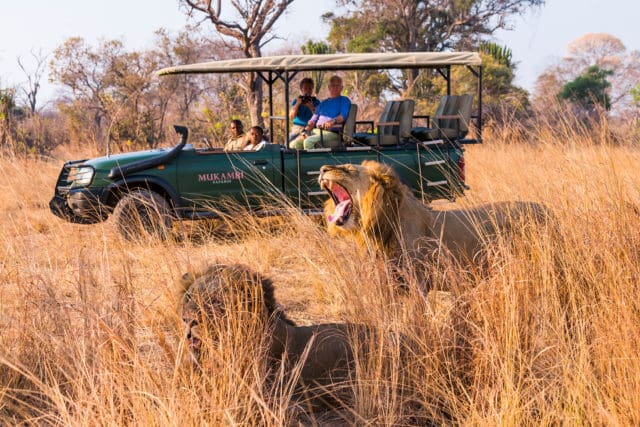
17, 48, 48, 114
180, 0, 296, 126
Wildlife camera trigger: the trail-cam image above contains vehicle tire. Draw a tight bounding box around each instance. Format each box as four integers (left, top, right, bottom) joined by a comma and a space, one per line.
112, 189, 175, 242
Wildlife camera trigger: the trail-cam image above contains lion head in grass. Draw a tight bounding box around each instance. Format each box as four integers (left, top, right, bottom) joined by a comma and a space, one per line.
179, 263, 289, 362
320, 161, 553, 274
179, 263, 361, 408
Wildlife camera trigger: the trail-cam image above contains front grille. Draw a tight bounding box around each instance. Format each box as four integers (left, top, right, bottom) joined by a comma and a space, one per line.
54, 159, 87, 196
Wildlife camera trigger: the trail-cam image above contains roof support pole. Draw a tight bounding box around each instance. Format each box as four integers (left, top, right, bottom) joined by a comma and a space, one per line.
436, 67, 452, 95
477, 65, 483, 143
466, 65, 484, 144
284, 71, 292, 146
268, 71, 274, 143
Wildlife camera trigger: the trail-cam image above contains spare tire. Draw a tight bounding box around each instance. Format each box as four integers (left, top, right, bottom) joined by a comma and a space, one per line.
112, 189, 175, 242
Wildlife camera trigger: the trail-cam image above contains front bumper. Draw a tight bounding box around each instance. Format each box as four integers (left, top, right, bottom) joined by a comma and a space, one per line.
50, 188, 108, 224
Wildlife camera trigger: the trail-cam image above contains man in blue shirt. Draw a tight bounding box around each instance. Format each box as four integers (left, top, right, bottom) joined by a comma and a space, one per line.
290, 75, 351, 150
288, 77, 320, 146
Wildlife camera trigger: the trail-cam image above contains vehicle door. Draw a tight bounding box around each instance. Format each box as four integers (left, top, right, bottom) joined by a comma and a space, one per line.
281, 148, 379, 211
175, 145, 279, 213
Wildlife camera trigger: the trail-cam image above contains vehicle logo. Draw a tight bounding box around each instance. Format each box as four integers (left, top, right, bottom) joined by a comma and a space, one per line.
198, 170, 244, 184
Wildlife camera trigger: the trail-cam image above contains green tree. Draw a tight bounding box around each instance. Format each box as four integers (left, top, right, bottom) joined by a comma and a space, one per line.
326, 0, 544, 92
558, 65, 613, 113
50, 31, 210, 150
0, 86, 17, 149
535, 33, 640, 113
416, 46, 528, 127
301, 40, 332, 93
480, 42, 512, 68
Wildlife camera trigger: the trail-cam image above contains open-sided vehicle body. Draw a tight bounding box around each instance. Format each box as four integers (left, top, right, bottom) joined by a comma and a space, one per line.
50, 52, 483, 239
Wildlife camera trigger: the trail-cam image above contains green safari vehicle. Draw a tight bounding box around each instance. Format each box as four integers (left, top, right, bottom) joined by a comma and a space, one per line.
49, 52, 483, 240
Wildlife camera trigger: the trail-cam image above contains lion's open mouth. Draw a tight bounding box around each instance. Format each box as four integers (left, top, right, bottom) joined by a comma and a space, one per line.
189, 336, 201, 349
320, 179, 352, 226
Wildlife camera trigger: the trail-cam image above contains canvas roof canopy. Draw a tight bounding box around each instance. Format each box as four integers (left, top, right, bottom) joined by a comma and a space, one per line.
156, 52, 481, 76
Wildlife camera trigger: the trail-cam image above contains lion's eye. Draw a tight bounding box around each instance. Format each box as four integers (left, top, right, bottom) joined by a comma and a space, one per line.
183, 318, 198, 328
346, 166, 359, 176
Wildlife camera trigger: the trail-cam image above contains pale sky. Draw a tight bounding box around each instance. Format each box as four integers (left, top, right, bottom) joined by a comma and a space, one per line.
1, 0, 638, 107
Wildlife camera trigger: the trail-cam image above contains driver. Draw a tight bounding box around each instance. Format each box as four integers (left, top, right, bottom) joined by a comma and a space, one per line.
224, 119, 249, 151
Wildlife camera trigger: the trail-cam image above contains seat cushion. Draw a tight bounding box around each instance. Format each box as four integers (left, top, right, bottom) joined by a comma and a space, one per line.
354, 132, 401, 146
353, 132, 372, 144
411, 126, 467, 141
411, 127, 440, 140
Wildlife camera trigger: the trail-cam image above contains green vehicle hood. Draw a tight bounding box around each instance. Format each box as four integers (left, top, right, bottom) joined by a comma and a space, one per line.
83, 148, 174, 170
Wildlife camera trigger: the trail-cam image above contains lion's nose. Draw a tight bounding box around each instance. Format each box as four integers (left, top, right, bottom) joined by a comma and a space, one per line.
319, 165, 332, 174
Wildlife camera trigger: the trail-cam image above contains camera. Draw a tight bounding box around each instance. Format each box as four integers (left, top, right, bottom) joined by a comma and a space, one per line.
300, 95, 314, 103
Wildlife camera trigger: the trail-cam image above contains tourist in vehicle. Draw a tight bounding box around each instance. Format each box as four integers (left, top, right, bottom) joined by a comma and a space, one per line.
288, 77, 320, 145
224, 119, 248, 151
245, 126, 267, 151
290, 75, 351, 150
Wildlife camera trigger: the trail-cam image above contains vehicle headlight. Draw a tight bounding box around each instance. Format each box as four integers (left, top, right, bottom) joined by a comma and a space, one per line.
69, 166, 95, 187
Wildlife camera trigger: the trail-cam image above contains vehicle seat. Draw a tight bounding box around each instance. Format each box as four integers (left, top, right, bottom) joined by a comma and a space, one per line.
318, 103, 358, 148
411, 94, 473, 141
353, 99, 415, 146
341, 103, 358, 145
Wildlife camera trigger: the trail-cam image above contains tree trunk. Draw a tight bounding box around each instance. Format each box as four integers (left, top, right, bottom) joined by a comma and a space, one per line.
245, 72, 264, 128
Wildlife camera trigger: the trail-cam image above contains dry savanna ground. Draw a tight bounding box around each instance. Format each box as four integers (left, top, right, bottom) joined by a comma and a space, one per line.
1, 124, 640, 424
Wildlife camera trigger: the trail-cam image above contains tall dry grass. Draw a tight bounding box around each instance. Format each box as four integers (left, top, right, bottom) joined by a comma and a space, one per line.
1, 113, 640, 424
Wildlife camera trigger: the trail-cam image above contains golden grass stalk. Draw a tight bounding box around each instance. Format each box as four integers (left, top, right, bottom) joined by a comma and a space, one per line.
1, 107, 640, 424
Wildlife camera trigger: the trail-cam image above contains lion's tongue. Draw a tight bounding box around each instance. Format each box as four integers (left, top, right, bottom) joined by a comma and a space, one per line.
328, 200, 351, 225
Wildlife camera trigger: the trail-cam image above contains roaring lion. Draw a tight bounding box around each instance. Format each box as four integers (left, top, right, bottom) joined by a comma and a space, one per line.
319, 161, 552, 272
179, 263, 364, 407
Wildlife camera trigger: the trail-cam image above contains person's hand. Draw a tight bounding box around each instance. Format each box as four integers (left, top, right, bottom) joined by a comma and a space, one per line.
301, 95, 313, 107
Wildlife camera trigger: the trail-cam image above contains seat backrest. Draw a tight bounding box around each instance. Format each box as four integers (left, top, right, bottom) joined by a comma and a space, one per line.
434, 94, 474, 133
433, 95, 452, 120
455, 94, 473, 133
378, 101, 395, 124
381, 101, 402, 136
434, 95, 458, 129
398, 99, 415, 138
342, 103, 358, 139
374, 99, 415, 146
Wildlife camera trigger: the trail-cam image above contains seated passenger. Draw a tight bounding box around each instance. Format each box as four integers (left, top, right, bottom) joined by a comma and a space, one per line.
224, 119, 248, 151
288, 77, 320, 143
245, 126, 267, 151
289, 75, 351, 150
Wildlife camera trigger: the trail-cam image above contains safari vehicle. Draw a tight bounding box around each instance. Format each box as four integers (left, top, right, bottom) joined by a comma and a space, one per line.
49, 52, 484, 240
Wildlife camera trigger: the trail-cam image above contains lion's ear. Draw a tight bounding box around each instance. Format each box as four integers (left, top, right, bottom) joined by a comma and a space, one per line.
379, 173, 398, 191
178, 272, 196, 296
375, 171, 404, 205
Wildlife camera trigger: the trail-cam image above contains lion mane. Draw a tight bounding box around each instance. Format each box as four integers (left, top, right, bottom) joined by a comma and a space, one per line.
319, 160, 552, 271
178, 263, 361, 407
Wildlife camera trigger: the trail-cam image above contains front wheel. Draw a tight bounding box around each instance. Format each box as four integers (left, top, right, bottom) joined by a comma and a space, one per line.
112, 189, 175, 242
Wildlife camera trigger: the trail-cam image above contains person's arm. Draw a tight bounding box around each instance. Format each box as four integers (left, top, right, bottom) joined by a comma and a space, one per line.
289, 98, 299, 120
337, 97, 351, 124
306, 104, 322, 131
